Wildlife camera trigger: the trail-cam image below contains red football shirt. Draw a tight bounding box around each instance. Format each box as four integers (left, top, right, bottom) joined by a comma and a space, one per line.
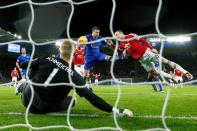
73, 48, 85, 65
95, 75, 99, 80
11, 70, 19, 77
174, 69, 183, 77
119, 33, 153, 60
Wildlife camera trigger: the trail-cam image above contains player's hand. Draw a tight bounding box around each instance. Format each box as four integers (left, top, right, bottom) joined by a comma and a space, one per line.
107, 39, 113, 46
112, 107, 133, 117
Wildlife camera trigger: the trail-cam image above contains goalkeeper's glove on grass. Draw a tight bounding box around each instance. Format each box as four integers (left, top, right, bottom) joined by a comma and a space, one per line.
112, 107, 133, 117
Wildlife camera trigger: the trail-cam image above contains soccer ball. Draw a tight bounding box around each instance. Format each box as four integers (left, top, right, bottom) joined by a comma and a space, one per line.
78, 36, 88, 43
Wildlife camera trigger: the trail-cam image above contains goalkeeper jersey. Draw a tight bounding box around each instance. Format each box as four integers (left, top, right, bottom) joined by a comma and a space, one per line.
24, 57, 113, 112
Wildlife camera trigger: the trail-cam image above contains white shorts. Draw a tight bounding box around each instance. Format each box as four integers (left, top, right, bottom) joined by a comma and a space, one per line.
139, 50, 159, 72
95, 79, 98, 83
12, 77, 17, 82
74, 64, 84, 77
175, 76, 183, 83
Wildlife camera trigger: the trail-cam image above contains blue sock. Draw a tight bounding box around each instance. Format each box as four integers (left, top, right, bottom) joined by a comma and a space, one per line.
109, 55, 120, 61
118, 54, 124, 60
154, 77, 163, 91
158, 83, 163, 91
151, 84, 157, 91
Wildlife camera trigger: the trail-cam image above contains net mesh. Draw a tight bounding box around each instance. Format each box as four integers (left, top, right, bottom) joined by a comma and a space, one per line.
0, 0, 197, 130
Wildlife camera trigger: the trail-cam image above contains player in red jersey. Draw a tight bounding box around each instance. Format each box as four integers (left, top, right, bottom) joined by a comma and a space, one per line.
173, 69, 184, 88
93, 73, 100, 86
174, 69, 184, 83
113, 30, 193, 83
73, 44, 85, 77
11, 67, 19, 87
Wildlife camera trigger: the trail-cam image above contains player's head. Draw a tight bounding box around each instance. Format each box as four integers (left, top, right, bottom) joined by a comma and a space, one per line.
76, 44, 83, 50
59, 39, 73, 60
14, 67, 17, 70
115, 30, 124, 39
92, 26, 100, 38
21, 47, 26, 55
51, 54, 56, 58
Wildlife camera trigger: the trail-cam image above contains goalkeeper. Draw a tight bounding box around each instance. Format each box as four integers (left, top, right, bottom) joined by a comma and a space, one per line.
16, 39, 132, 117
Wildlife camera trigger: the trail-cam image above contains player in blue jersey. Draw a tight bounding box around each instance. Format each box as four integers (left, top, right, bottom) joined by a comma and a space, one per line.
16, 47, 31, 81
82, 26, 118, 85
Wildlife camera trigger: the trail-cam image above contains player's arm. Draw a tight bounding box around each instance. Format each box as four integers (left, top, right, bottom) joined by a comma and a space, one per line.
78, 88, 133, 117
138, 37, 154, 49
72, 73, 112, 112
106, 39, 125, 53
138, 37, 159, 54
16, 58, 21, 72
20, 58, 39, 71
72, 72, 132, 116
107, 39, 121, 52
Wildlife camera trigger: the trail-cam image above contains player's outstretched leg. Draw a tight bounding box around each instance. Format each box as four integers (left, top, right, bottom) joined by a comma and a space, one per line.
162, 58, 193, 80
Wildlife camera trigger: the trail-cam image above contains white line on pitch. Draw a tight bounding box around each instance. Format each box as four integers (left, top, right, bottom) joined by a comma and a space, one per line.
96, 92, 197, 96
1, 112, 197, 120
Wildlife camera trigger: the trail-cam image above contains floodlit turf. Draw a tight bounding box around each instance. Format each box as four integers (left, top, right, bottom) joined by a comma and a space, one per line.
0, 85, 197, 131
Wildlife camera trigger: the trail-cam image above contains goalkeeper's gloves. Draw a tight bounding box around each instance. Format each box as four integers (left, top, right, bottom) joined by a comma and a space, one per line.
112, 107, 133, 117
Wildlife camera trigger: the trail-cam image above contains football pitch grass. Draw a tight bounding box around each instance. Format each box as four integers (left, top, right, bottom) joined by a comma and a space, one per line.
0, 85, 197, 131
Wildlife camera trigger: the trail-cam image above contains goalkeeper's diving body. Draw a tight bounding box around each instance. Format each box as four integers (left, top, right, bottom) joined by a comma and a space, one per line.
16, 39, 132, 117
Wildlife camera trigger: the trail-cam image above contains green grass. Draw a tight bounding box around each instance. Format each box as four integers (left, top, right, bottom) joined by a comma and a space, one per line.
0, 85, 197, 131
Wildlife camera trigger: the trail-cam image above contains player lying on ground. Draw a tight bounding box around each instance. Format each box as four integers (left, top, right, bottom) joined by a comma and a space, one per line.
113, 30, 193, 84
16, 39, 132, 117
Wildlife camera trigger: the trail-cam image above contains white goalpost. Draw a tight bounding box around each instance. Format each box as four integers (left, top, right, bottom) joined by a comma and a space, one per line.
0, 0, 197, 131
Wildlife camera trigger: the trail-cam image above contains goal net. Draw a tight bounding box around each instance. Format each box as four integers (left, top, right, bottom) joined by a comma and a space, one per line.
0, 0, 197, 131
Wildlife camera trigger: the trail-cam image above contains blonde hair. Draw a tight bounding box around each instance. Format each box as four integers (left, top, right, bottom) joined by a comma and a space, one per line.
59, 39, 73, 59
115, 30, 124, 35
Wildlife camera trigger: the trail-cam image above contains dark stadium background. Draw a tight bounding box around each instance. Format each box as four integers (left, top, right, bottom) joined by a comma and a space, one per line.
0, 0, 197, 82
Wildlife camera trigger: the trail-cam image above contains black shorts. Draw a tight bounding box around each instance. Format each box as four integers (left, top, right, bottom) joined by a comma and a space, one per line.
20, 83, 75, 114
